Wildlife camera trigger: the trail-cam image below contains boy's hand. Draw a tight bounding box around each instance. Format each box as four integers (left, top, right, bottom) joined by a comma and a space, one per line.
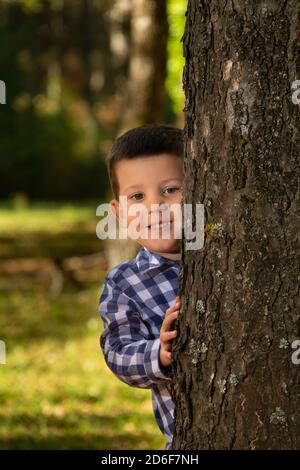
159, 295, 181, 368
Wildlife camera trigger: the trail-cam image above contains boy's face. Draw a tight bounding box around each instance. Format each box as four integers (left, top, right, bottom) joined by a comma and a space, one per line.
110, 153, 183, 253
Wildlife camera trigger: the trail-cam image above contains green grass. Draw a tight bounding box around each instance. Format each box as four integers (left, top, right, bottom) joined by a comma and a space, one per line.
0, 201, 99, 235
0, 201, 165, 449
0, 285, 166, 450
0, 201, 105, 258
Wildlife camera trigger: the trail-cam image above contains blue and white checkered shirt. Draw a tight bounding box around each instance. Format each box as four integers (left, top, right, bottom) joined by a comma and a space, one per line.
98, 245, 180, 449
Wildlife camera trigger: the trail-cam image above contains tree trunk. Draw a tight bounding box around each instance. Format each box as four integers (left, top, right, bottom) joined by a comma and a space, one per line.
172, 0, 300, 449
105, 0, 169, 269
121, 0, 168, 128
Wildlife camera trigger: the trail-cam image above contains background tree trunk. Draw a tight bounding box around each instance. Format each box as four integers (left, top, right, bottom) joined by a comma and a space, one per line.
105, 0, 169, 269
172, 0, 300, 449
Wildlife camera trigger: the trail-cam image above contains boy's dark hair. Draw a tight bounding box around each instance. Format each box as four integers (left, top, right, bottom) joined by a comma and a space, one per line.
106, 123, 183, 199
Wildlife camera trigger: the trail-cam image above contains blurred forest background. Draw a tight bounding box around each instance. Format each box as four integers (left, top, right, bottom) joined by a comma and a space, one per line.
0, 0, 186, 449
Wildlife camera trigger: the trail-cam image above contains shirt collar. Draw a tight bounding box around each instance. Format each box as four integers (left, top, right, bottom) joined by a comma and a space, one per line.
136, 245, 180, 274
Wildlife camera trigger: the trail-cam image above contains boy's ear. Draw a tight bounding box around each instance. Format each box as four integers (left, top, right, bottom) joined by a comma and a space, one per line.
110, 199, 120, 221
110, 198, 128, 229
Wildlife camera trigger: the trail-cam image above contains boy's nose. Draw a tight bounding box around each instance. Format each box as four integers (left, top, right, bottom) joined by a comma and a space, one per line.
146, 205, 170, 226
149, 203, 169, 218
149, 201, 169, 213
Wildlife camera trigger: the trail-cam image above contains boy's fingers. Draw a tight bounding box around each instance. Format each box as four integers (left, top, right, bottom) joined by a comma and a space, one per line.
162, 311, 178, 330
161, 330, 177, 342
161, 350, 172, 362
166, 304, 177, 313
166, 299, 181, 315
161, 311, 179, 333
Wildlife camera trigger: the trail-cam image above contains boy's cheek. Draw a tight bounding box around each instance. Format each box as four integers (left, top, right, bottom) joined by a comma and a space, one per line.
127, 215, 146, 233
118, 207, 128, 228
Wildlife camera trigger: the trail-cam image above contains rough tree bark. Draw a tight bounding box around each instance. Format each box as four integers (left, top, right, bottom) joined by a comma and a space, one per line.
172, 0, 300, 449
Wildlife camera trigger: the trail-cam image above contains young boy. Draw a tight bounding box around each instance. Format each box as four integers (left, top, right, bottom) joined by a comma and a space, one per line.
98, 124, 183, 450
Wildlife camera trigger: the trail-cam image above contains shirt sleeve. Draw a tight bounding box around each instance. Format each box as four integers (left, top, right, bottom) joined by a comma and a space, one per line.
98, 276, 173, 389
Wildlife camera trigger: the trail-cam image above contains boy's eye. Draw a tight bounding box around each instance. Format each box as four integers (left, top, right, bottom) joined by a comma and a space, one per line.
129, 187, 181, 200
163, 187, 181, 195
130, 192, 144, 200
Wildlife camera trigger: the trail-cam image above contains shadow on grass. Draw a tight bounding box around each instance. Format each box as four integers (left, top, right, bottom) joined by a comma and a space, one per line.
0, 412, 165, 450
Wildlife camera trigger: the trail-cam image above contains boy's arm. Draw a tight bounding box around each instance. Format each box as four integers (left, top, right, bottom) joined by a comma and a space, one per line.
98, 276, 173, 389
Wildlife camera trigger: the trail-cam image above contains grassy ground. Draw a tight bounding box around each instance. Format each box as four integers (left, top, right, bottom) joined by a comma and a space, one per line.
0, 285, 166, 450
0, 202, 166, 450
0, 200, 97, 235
0, 201, 103, 259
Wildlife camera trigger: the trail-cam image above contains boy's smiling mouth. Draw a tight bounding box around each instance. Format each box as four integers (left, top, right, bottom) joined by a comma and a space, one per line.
147, 219, 174, 230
